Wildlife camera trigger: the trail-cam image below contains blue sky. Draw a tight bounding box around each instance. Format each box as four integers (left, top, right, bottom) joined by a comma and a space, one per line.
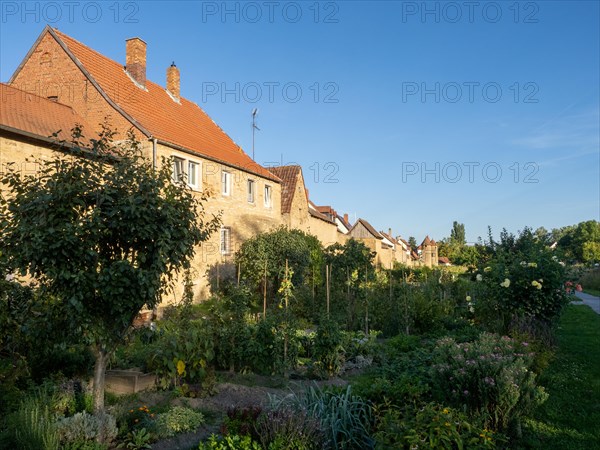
1, 1, 599, 242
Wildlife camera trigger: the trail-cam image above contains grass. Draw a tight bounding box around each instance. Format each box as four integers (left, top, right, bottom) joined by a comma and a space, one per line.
582, 288, 600, 297
520, 305, 600, 449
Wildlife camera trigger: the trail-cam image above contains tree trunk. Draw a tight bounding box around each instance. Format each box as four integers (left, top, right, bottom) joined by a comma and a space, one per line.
93, 346, 108, 414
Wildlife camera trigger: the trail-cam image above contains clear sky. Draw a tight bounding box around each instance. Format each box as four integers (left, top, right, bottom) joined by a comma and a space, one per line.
1, 1, 599, 243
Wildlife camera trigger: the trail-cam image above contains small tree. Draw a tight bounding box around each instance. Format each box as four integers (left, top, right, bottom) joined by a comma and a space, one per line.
0, 124, 220, 412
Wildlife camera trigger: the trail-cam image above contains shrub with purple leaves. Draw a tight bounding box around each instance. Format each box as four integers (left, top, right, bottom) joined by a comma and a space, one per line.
431, 333, 548, 434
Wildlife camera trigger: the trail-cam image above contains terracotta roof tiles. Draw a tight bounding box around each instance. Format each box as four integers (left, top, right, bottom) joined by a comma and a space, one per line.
42, 28, 278, 182
1, 83, 92, 144
267, 165, 303, 214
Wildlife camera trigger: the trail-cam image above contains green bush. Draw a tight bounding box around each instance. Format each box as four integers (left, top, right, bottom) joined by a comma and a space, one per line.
198, 433, 262, 450
55, 411, 117, 448
374, 402, 498, 449
475, 228, 569, 330
353, 337, 433, 406
116, 427, 152, 449
148, 318, 214, 389
430, 333, 548, 434
269, 384, 374, 450
155, 406, 204, 438
312, 316, 345, 378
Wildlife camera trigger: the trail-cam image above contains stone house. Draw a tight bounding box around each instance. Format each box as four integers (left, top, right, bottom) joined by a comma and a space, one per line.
1, 26, 283, 302
266, 165, 340, 247
347, 218, 395, 268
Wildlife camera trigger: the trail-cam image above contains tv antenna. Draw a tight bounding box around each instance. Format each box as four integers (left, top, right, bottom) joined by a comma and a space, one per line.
252, 108, 260, 160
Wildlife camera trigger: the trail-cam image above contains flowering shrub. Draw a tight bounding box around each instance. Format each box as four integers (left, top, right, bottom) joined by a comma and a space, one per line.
474, 228, 569, 329
124, 405, 156, 431
431, 333, 548, 433
564, 280, 583, 295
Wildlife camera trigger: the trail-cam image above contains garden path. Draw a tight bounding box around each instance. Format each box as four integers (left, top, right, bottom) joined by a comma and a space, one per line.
573, 291, 600, 314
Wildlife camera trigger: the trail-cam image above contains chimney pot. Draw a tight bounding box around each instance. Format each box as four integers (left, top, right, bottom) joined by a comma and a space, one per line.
167, 62, 180, 100
126, 37, 147, 87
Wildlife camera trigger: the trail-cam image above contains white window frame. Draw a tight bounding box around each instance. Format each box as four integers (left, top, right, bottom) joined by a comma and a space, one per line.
172, 157, 185, 183
264, 184, 272, 208
187, 160, 200, 189
220, 226, 231, 255
222, 170, 232, 196
171, 155, 201, 189
247, 179, 255, 203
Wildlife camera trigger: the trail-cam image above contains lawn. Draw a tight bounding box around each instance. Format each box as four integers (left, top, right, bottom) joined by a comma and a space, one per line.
521, 305, 600, 449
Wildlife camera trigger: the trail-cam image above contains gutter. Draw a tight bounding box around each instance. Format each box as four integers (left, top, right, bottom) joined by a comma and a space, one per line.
152, 138, 157, 170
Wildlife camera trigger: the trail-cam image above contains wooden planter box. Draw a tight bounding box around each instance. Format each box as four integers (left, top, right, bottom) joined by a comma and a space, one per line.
105, 369, 156, 395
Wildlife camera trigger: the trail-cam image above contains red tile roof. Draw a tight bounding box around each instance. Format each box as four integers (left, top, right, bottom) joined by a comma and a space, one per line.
19, 27, 278, 182
267, 165, 304, 214
308, 200, 336, 224
1, 83, 92, 144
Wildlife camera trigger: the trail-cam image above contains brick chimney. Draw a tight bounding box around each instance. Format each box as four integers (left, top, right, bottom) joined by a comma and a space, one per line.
166, 62, 180, 100
126, 37, 146, 87
344, 213, 349, 224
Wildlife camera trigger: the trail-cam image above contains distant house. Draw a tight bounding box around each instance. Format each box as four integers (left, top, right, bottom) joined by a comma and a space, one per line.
2, 26, 282, 301
315, 205, 352, 241
267, 165, 339, 246
438, 256, 452, 266
348, 218, 395, 268
380, 230, 413, 266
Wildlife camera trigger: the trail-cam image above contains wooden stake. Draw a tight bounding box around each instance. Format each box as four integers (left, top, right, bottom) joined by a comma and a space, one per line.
263, 260, 267, 319
326, 264, 330, 317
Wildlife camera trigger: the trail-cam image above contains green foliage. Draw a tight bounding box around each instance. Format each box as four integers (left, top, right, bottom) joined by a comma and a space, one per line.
198, 433, 262, 450
555, 220, 600, 262
312, 316, 345, 378
117, 427, 152, 449
0, 124, 220, 411
430, 333, 548, 434
235, 227, 323, 300
210, 286, 254, 373
220, 406, 262, 441
374, 402, 498, 449
55, 411, 117, 447
476, 228, 569, 329
352, 337, 433, 406
269, 384, 374, 450
122, 404, 156, 432
155, 406, 204, 438
148, 318, 215, 390
5, 391, 61, 450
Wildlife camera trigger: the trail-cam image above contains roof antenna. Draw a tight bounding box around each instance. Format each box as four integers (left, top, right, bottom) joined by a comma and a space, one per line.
252, 108, 260, 160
